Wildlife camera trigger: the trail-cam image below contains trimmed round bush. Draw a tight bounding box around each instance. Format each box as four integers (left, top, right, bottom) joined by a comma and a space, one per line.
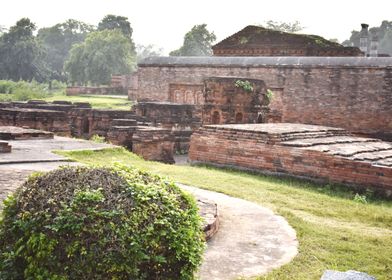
0, 165, 205, 279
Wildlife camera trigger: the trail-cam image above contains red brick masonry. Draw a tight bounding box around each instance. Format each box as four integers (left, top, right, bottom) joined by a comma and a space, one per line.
189, 123, 392, 196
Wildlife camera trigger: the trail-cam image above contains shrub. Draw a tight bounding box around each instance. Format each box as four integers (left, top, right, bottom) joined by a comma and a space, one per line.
0, 165, 205, 279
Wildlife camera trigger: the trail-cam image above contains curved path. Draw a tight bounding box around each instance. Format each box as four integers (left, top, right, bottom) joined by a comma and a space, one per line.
179, 184, 298, 280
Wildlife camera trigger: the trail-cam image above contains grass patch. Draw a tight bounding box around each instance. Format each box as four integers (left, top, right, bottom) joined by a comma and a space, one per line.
44, 92, 132, 110
58, 148, 392, 280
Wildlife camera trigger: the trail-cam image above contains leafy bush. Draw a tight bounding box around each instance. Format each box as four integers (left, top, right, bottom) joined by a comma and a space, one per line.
235, 79, 254, 92
0, 165, 205, 279
90, 134, 106, 143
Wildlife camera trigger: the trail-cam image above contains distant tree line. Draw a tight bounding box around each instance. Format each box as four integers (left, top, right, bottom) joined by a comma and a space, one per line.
0, 15, 165, 85
0, 15, 219, 85
343, 21, 392, 56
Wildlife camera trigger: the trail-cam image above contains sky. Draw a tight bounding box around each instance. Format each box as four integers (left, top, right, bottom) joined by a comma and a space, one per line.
1, 0, 392, 54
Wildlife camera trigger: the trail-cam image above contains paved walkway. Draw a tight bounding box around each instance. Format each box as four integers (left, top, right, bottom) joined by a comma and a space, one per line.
180, 184, 298, 280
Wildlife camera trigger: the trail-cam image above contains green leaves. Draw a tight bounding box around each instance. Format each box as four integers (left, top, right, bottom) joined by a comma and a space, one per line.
0, 165, 204, 279
170, 24, 216, 56
64, 29, 136, 85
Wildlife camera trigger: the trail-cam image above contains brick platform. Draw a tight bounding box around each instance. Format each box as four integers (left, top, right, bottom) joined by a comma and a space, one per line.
0, 126, 54, 140
189, 123, 392, 196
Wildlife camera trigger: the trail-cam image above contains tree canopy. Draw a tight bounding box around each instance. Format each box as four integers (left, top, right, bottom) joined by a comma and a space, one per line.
170, 24, 216, 56
0, 18, 48, 81
98, 15, 135, 53
37, 19, 95, 81
64, 29, 136, 85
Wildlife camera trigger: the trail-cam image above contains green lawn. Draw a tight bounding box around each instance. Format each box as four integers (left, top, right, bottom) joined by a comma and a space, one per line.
59, 148, 392, 280
44, 93, 132, 110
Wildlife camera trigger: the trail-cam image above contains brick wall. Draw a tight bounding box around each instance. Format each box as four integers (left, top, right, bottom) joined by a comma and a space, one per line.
133, 57, 392, 140
189, 124, 392, 196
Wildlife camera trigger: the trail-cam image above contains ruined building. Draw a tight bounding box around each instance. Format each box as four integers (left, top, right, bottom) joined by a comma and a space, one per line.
212, 25, 363, 57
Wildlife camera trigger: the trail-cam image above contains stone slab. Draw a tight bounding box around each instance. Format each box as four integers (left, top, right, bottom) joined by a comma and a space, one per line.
180, 184, 298, 280
321, 270, 376, 280
0, 126, 53, 140
0, 136, 113, 164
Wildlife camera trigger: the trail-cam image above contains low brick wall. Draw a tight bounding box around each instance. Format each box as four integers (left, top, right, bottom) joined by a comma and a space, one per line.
189, 124, 392, 196
132, 127, 175, 164
66, 86, 127, 96
0, 108, 71, 136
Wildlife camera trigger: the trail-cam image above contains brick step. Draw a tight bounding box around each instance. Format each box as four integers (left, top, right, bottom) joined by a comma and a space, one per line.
112, 119, 137, 126
374, 157, 392, 167
277, 130, 350, 142
109, 125, 137, 131
0, 126, 54, 140
0, 140, 11, 153
309, 142, 392, 157
282, 136, 379, 147
350, 149, 392, 161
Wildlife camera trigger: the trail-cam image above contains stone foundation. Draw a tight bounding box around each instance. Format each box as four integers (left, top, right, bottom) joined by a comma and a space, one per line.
189, 123, 392, 196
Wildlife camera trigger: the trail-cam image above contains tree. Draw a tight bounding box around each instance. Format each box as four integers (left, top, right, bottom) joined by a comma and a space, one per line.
0, 18, 48, 81
98, 15, 135, 53
37, 19, 95, 81
136, 44, 163, 62
64, 29, 135, 85
264, 20, 304, 33
170, 24, 216, 56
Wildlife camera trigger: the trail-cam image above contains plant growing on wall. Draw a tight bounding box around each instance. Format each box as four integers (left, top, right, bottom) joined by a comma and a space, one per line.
265, 89, 274, 105
235, 80, 254, 92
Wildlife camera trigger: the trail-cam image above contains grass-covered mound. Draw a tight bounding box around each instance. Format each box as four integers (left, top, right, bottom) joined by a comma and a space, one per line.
0, 165, 205, 280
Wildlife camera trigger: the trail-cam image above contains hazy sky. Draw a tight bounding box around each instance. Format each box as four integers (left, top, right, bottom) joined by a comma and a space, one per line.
1, 0, 391, 54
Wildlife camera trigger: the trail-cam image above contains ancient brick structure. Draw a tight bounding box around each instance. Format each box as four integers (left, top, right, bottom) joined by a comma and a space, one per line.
189, 123, 392, 196
0, 101, 174, 163
0, 126, 53, 140
132, 56, 392, 141
203, 77, 266, 125
0, 108, 71, 136
212, 25, 363, 57
132, 127, 175, 164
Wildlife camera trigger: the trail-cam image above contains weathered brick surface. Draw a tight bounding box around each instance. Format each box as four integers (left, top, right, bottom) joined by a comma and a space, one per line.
0, 108, 71, 136
133, 57, 392, 140
132, 127, 175, 164
212, 26, 363, 57
189, 124, 392, 196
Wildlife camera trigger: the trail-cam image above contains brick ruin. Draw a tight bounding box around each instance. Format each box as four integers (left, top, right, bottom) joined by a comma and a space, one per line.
189, 123, 392, 196
212, 25, 363, 57
131, 56, 392, 141
0, 100, 176, 163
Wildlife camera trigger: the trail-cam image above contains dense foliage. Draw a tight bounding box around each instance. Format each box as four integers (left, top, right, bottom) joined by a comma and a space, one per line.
0, 165, 205, 279
170, 24, 216, 56
0, 79, 65, 101
37, 19, 95, 81
0, 15, 138, 85
64, 30, 135, 85
0, 18, 48, 82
